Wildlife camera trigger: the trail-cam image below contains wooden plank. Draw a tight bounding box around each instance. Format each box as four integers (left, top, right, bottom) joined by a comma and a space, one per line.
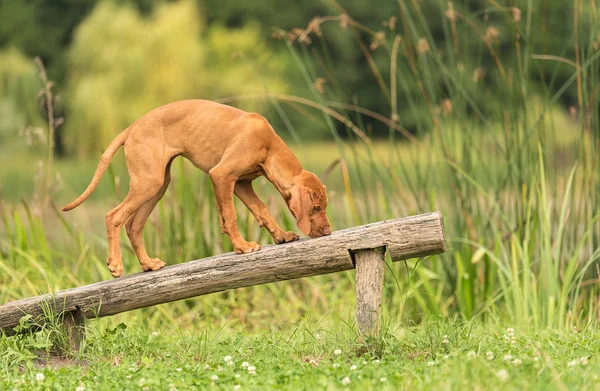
0, 212, 446, 336
355, 248, 385, 335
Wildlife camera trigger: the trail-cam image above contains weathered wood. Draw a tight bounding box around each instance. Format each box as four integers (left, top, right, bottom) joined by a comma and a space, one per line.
62, 307, 85, 351
0, 212, 446, 336
355, 248, 385, 335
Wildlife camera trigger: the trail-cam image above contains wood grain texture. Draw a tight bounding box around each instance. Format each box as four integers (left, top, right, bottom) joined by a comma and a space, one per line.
355, 248, 385, 335
62, 307, 85, 351
0, 212, 446, 335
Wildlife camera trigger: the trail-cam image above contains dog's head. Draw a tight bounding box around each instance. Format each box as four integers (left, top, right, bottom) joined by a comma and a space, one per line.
287, 170, 332, 238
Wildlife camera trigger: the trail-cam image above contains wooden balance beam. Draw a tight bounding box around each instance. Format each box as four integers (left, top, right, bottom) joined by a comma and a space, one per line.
0, 212, 446, 349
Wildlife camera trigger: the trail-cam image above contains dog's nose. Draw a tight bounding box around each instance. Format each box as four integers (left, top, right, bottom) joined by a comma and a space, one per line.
323, 226, 331, 235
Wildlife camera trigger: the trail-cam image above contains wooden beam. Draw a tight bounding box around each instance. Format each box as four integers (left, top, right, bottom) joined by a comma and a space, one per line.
0, 212, 446, 336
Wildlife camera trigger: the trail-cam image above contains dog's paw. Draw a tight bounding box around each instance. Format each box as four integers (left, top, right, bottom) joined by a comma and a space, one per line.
274, 231, 300, 244
234, 241, 262, 254
106, 258, 124, 278
141, 258, 167, 272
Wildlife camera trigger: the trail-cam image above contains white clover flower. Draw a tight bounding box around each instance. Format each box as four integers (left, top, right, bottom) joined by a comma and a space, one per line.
248, 365, 256, 375
204, 364, 211, 370
334, 349, 342, 356
234, 386, 241, 390
513, 358, 522, 366
350, 365, 357, 370
333, 363, 340, 368
211, 375, 219, 381
169, 384, 177, 391
76, 385, 85, 391
143, 387, 149, 391
151, 331, 159, 337
342, 377, 351, 385
506, 328, 515, 337
217, 366, 224, 372
241, 362, 250, 368
442, 335, 449, 344
427, 361, 435, 367
126, 375, 132, 379
138, 378, 146, 387
176, 367, 182, 372
567, 360, 579, 367
35, 373, 45, 382
503, 354, 513, 361
467, 351, 477, 359
373, 359, 380, 364
486, 351, 495, 361
234, 374, 240, 378
496, 369, 509, 382
443, 355, 450, 359
580, 357, 589, 366
315, 332, 323, 341
380, 377, 387, 382
224, 356, 232, 363
129, 367, 137, 372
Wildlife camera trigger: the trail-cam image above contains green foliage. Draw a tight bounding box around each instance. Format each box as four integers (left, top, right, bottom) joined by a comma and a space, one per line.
0, 48, 43, 141
1, 321, 600, 389
65, 0, 288, 157
1, 0, 599, 329
66, 0, 204, 156
0, 0, 96, 84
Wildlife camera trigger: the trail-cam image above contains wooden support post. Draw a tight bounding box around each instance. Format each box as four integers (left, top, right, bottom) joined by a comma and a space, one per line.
62, 307, 85, 351
355, 247, 385, 335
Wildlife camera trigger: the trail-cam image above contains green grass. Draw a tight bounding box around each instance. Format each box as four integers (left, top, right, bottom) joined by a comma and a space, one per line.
2, 321, 599, 390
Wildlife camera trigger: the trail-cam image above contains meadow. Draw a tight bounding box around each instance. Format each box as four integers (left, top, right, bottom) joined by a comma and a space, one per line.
1, 0, 600, 389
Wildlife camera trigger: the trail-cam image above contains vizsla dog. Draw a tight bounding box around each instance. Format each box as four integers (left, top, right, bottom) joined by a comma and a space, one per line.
62, 100, 332, 277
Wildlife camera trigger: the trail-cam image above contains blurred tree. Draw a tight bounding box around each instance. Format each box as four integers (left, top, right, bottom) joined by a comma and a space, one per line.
0, 48, 43, 142
0, 0, 96, 84
66, 0, 288, 157
0, 0, 597, 145
0, 0, 171, 84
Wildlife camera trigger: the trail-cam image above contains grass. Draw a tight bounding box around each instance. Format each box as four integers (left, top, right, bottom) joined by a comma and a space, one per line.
2, 321, 599, 390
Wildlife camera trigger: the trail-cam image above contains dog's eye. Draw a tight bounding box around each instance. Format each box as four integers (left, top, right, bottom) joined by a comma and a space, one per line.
314, 205, 321, 211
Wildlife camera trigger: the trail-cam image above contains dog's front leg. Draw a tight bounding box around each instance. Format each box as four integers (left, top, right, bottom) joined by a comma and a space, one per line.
209, 168, 261, 254
234, 181, 299, 244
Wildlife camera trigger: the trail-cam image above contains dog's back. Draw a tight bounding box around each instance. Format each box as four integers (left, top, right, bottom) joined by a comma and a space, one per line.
125, 99, 273, 173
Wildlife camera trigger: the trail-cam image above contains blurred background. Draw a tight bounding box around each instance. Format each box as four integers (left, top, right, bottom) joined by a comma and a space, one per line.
1, 0, 599, 331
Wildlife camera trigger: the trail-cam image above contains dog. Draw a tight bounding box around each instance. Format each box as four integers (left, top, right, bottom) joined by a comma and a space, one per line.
62, 100, 332, 277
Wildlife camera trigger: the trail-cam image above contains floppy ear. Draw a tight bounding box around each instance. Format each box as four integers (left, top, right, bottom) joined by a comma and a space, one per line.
289, 186, 313, 235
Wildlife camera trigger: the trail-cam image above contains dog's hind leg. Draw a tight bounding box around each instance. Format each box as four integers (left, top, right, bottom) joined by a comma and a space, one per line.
125, 162, 172, 272
105, 150, 168, 278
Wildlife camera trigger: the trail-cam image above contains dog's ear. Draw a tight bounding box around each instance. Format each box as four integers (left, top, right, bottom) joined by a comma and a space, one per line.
289, 186, 313, 235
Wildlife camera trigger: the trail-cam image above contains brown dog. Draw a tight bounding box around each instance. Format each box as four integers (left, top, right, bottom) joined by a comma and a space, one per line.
62, 100, 332, 277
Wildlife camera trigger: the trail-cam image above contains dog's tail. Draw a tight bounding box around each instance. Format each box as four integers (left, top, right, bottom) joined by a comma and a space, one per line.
61, 130, 128, 212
